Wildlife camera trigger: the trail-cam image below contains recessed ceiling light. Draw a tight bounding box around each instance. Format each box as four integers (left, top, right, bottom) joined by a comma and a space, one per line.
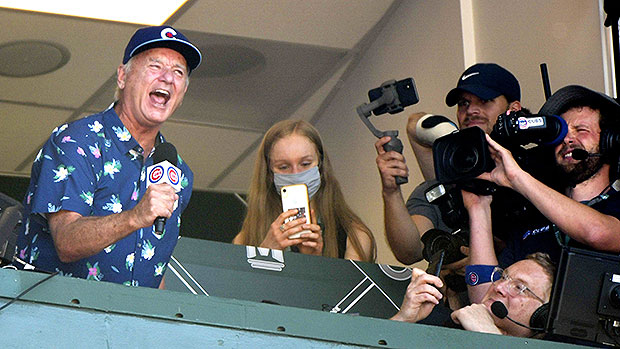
195, 45, 266, 78
0, 0, 187, 25
0, 40, 70, 77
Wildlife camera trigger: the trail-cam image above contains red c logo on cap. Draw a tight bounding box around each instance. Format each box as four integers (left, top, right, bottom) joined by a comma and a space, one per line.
161, 28, 177, 39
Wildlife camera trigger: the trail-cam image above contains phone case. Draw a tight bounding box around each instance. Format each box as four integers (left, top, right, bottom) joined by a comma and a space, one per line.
281, 184, 311, 239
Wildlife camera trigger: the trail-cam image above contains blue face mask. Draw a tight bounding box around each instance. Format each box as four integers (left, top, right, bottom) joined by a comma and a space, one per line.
274, 166, 321, 199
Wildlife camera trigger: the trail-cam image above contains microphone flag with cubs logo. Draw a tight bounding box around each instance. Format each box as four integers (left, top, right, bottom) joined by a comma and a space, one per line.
147, 142, 181, 235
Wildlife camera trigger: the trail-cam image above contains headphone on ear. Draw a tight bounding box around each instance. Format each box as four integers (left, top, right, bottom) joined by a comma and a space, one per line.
600, 129, 620, 158
529, 302, 550, 331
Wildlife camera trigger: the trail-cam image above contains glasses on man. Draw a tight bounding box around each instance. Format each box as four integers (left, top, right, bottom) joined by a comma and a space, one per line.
491, 267, 545, 303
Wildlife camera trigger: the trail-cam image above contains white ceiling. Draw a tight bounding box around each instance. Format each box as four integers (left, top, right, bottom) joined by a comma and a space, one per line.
0, 0, 396, 192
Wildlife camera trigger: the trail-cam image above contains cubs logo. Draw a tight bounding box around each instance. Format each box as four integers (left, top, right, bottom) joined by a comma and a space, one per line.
467, 271, 479, 285
167, 167, 180, 185
161, 27, 177, 39
149, 165, 164, 183
518, 117, 528, 130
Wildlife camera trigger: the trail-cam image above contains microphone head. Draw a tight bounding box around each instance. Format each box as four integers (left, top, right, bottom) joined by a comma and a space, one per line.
571, 149, 603, 161
571, 148, 589, 161
491, 301, 508, 319
153, 142, 178, 166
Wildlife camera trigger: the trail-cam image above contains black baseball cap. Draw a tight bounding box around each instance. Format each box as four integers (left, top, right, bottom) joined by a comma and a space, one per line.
123, 25, 202, 74
539, 85, 620, 117
445, 63, 520, 107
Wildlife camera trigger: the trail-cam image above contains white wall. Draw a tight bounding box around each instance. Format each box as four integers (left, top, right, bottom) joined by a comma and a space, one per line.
311, 0, 609, 266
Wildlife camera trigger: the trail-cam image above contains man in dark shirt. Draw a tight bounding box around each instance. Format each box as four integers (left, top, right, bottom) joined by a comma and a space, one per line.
465, 85, 620, 304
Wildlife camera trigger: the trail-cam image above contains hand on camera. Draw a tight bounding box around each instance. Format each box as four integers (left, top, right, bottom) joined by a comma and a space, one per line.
479, 134, 524, 190
461, 189, 493, 211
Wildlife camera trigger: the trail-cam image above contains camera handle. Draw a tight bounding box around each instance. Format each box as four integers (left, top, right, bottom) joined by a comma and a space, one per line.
356, 86, 408, 185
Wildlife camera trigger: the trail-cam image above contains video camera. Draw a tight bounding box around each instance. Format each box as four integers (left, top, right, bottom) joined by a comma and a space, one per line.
433, 109, 568, 184
420, 109, 567, 265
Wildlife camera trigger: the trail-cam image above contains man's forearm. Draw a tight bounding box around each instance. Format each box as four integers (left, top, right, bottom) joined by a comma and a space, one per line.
383, 190, 423, 264
466, 201, 497, 304
512, 170, 620, 251
50, 209, 143, 263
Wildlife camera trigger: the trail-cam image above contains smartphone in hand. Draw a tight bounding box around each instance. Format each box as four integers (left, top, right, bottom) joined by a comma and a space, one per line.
426, 250, 445, 277
281, 184, 311, 239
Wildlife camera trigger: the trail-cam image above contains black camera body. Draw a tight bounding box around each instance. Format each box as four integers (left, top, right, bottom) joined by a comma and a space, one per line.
433, 127, 494, 184
433, 110, 567, 184
422, 228, 468, 266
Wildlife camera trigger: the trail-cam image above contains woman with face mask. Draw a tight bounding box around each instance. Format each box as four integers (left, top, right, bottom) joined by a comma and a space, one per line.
233, 120, 376, 262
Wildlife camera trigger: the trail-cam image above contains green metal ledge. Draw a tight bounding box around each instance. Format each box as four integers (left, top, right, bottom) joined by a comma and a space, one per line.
0, 268, 584, 348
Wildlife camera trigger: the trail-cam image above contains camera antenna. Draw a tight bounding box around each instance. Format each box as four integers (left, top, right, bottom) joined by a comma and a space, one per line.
540, 63, 552, 100
357, 79, 416, 185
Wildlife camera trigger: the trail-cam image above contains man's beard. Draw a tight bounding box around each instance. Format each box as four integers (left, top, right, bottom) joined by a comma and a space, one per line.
557, 147, 604, 186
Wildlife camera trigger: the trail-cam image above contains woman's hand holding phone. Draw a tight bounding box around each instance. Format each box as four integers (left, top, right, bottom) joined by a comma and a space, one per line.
260, 209, 323, 254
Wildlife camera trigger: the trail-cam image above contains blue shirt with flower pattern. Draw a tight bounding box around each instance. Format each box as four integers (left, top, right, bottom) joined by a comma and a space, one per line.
14, 107, 193, 288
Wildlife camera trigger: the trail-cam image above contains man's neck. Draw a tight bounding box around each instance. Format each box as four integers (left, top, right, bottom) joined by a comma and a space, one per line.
566, 164, 611, 202
114, 102, 159, 156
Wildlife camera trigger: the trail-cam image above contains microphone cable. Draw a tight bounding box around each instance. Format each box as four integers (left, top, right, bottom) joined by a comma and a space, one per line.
491, 301, 544, 332
0, 258, 59, 312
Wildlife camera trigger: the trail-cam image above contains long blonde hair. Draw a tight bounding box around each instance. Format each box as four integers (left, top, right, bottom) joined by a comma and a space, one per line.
237, 120, 376, 262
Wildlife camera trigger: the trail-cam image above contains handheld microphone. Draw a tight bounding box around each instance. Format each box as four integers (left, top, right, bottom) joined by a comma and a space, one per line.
571, 149, 603, 161
491, 301, 544, 332
147, 142, 180, 235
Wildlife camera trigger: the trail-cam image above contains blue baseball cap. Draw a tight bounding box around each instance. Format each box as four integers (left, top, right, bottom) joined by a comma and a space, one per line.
445, 63, 520, 107
123, 25, 202, 74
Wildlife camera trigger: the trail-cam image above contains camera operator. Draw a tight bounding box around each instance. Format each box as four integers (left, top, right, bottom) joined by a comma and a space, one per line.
375, 63, 521, 309
376, 63, 523, 310
465, 85, 620, 304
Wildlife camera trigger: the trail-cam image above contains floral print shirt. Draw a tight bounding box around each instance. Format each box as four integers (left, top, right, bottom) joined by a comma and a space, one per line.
14, 107, 193, 288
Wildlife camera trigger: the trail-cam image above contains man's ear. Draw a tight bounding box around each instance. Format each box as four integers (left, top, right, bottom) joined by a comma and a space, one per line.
508, 100, 522, 112
117, 64, 126, 90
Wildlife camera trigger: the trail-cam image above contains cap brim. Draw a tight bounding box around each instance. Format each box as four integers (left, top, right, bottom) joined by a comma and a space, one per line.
539, 85, 620, 116
445, 85, 502, 107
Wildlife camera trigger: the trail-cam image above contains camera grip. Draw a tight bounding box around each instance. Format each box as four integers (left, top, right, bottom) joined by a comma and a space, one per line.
383, 136, 408, 185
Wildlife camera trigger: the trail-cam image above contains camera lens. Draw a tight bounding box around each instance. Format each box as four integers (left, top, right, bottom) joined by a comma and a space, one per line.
609, 285, 620, 308
450, 146, 480, 172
